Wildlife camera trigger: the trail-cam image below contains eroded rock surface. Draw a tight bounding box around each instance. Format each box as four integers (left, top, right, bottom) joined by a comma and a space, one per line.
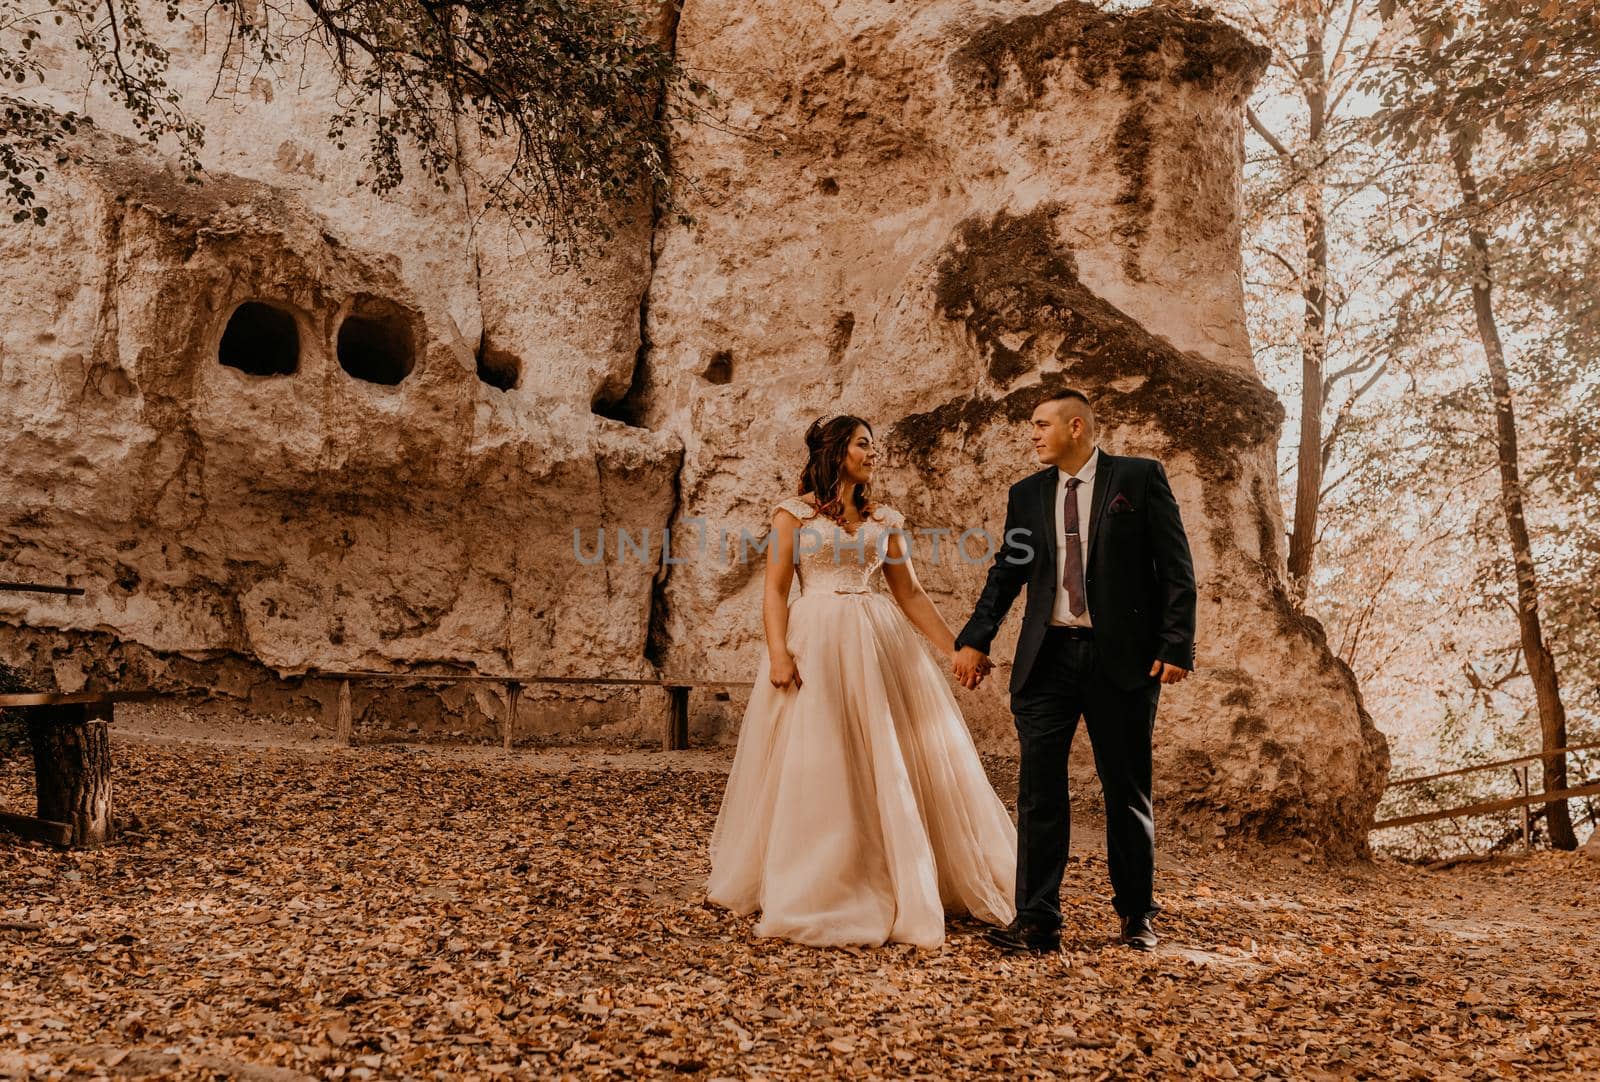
0, 1, 1387, 850
637, 0, 1386, 853
0, 119, 676, 740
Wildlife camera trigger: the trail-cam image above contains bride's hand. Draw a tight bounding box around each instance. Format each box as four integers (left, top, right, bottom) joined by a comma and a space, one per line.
770, 652, 803, 690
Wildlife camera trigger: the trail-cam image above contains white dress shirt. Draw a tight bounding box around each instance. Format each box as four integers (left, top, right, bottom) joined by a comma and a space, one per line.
1049, 448, 1099, 627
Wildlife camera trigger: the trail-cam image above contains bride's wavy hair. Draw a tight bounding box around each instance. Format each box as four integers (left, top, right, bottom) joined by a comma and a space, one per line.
799, 415, 874, 522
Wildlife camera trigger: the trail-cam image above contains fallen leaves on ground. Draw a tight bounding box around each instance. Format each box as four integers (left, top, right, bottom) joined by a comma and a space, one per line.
1, 737, 1597, 1080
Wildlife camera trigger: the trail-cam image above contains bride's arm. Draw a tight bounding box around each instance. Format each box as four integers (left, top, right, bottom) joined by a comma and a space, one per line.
881, 529, 959, 661
764, 509, 803, 688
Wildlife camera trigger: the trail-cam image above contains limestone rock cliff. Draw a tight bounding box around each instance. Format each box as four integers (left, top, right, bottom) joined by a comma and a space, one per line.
0, 124, 675, 738
0, 0, 1387, 852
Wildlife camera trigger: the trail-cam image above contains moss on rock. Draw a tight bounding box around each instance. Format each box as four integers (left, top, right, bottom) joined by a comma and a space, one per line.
950, 0, 1270, 101
948, 5, 1267, 284
1112, 103, 1156, 281
917, 204, 1282, 471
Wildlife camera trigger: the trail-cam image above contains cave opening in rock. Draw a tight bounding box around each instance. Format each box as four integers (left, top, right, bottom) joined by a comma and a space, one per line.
593, 359, 648, 426
336, 299, 416, 386
702, 349, 733, 384
476, 342, 521, 391
218, 301, 300, 377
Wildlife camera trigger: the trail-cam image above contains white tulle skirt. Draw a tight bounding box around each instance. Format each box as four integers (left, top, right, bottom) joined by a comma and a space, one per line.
707, 590, 1017, 948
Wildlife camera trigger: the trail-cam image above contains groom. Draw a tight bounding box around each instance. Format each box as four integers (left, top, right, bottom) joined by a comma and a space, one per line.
953, 389, 1196, 953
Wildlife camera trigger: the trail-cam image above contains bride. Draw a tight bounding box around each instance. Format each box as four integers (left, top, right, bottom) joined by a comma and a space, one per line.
706, 414, 1017, 948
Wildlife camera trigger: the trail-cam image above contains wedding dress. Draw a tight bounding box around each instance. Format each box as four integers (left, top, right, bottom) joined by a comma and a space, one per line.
706, 496, 1017, 948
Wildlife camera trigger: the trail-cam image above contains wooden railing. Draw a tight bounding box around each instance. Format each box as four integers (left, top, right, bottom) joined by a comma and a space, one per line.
309, 670, 754, 751
1372, 740, 1600, 840
3, 576, 756, 752
0, 580, 85, 596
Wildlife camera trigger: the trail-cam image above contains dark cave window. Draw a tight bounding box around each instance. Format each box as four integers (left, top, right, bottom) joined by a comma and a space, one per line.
702, 349, 733, 385
337, 299, 416, 386
476, 343, 521, 391
218, 302, 300, 377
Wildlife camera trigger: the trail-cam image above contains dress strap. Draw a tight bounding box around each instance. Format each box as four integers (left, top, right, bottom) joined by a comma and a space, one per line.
773, 496, 819, 522
871, 505, 906, 530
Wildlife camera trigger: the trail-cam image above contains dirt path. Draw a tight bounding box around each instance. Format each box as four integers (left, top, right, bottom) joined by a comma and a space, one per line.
2, 729, 1595, 1079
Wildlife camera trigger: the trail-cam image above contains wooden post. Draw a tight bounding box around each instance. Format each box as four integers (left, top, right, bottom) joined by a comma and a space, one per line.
1519, 765, 1532, 850
27, 703, 112, 848
503, 682, 521, 752
664, 685, 690, 751
336, 680, 352, 746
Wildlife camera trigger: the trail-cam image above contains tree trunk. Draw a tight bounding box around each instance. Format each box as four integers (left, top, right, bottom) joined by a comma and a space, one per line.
1449, 135, 1578, 850
27, 704, 113, 848
1286, 24, 1329, 593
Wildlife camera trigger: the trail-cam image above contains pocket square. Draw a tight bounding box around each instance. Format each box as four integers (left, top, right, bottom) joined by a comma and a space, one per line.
1107, 492, 1135, 514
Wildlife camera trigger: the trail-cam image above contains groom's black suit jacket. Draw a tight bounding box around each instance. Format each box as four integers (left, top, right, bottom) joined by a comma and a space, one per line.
955, 453, 1197, 695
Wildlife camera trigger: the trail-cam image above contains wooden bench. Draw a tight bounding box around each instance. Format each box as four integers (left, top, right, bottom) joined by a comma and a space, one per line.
312, 671, 753, 751
0, 690, 156, 848
0, 576, 135, 849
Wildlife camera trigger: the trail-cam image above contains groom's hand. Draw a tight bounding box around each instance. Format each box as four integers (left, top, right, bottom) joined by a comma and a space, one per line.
953, 646, 990, 690
1149, 660, 1190, 684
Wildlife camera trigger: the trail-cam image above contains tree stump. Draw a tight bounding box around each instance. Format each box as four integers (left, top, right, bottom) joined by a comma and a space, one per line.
27, 703, 113, 848
664, 686, 690, 751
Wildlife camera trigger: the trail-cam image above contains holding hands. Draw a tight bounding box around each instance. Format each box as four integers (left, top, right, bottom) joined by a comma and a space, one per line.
951, 645, 993, 691
949, 650, 1190, 689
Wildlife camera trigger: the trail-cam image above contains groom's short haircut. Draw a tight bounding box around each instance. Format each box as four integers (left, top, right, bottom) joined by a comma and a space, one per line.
1041, 388, 1096, 434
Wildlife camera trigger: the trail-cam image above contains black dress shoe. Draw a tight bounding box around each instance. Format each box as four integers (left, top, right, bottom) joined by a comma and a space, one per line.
986, 920, 1061, 954
1119, 915, 1158, 952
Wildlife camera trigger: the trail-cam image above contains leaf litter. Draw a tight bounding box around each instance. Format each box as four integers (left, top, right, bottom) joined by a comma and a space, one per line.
1, 736, 1596, 1080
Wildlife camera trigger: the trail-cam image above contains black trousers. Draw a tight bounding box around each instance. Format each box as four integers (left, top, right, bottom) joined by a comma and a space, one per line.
1010, 627, 1160, 930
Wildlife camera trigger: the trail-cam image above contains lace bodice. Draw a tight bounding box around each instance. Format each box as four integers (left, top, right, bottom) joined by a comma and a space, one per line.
773, 496, 907, 596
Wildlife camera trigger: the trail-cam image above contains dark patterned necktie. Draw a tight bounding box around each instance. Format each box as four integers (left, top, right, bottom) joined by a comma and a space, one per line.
1062, 477, 1087, 616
